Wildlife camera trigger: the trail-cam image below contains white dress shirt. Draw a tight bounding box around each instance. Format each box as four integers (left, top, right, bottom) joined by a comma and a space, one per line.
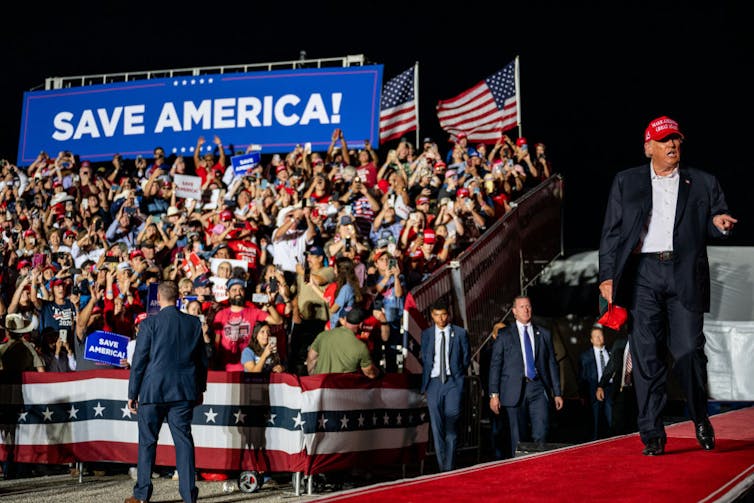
516, 321, 535, 372
640, 164, 679, 253
431, 326, 450, 378
592, 346, 609, 382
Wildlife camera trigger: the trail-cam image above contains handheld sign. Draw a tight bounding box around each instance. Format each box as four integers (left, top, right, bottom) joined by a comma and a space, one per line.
147, 283, 161, 316
84, 330, 130, 366
231, 151, 262, 176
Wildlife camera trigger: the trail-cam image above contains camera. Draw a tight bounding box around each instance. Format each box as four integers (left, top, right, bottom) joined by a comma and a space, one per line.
388, 257, 397, 269
269, 276, 278, 293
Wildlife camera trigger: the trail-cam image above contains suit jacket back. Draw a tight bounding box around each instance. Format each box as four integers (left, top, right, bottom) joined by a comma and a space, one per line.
128, 306, 208, 404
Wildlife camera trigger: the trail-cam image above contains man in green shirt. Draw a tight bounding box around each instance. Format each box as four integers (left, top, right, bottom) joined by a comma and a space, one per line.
306, 307, 379, 378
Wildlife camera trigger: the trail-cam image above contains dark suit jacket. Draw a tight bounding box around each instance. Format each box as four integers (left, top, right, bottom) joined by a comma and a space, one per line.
420, 324, 471, 393
128, 306, 208, 404
599, 164, 729, 312
599, 338, 628, 390
488, 323, 561, 407
578, 347, 604, 400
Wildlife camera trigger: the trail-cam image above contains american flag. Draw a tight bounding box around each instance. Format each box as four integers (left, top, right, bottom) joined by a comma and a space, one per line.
379, 65, 418, 143
436, 59, 519, 143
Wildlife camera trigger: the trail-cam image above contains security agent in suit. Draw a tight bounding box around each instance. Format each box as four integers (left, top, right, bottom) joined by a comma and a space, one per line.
488, 296, 563, 458
596, 337, 638, 435
126, 281, 208, 503
578, 324, 613, 440
599, 116, 737, 456
420, 299, 470, 472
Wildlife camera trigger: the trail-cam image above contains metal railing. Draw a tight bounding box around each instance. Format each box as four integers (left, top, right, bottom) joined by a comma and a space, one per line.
43, 54, 367, 91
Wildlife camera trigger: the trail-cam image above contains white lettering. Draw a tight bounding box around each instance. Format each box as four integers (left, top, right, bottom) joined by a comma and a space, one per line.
300, 93, 329, 125
184, 100, 212, 131
214, 98, 236, 129
155, 102, 182, 132
237, 97, 262, 127
275, 94, 300, 126
52, 112, 75, 141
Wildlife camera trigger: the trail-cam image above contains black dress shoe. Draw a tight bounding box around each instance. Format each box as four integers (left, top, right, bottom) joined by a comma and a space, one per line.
695, 420, 715, 450
642, 437, 666, 456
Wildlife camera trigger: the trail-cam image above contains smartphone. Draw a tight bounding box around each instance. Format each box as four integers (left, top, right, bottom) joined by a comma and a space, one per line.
58, 329, 67, 343
198, 314, 206, 325
304, 142, 312, 154
105, 255, 120, 263
269, 277, 278, 293
252, 293, 270, 304
70, 268, 82, 275
124, 207, 136, 215
388, 257, 398, 269
234, 222, 246, 229
269, 335, 277, 352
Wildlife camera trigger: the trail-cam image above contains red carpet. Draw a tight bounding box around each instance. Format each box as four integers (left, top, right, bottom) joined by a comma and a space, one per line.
310, 407, 754, 503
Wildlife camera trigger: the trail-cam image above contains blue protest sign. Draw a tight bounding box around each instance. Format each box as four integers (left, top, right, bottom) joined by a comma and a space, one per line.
147, 283, 160, 316
231, 152, 262, 176
84, 330, 130, 366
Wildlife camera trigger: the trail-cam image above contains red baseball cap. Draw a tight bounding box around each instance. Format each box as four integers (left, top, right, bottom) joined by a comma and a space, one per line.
377, 179, 390, 194
49, 278, 66, 287
219, 210, 233, 221
17, 260, 32, 270
134, 312, 148, 325
23, 229, 36, 238
456, 187, 470, 198
129, 249, 145, 260
516, 137, 528, 147
416, 196, 430, 206
423, 229, 436, 244
64, 230, 77, 239
456, 132, 467, 139
644, 116, 684, 142
276, 164, 288, 174
434, 160, 447, 170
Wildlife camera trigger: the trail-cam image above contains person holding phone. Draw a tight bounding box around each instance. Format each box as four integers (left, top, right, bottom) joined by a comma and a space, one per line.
241, 322, 285, 373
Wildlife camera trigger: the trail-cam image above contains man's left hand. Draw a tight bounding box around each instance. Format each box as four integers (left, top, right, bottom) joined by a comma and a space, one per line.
553, 396, 564, 411
713, 213, 737, 233
127, 399, 138, 414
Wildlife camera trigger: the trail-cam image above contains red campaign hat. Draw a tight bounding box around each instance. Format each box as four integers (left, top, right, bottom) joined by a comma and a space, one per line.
23, 229, 36, 238
129, 249, 145, 259
81, 160, 91, 168
416, 196, 430, 206
134, 312, 148, 325
456, 132, 467, 139
17, 260, 32, 270
456, 187, 470, 198
49, 278, 66, 287
64, 230, 77, 239
52, 180, 63, 187
516, 137, 528, 147
423, 229, 436, 244
219, 210, 233, 221
276, 164, 288, 174
597, 297, 628, 331
644, 116, 684, 142
377, 179, 390, 194
43, 264, 58, 273
434, 160, 447, 170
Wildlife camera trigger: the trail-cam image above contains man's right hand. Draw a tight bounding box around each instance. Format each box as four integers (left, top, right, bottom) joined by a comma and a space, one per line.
599, 279, 613, 304
596, 387, 605, 402
489, 395, 501, 415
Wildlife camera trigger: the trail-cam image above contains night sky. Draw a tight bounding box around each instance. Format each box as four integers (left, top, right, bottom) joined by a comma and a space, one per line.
2, 3, 750, 252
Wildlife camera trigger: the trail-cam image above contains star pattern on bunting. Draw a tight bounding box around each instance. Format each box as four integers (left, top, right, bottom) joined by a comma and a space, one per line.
339, 414, 350, 429
318, 415, 328, 430
204, 408, 218, 423
233, 409, 246, 424
18, 411, 28, 422
93, 402, 105, 417
68, 405, 79, 419
267, 413, 277, 426
42, 407, 54, 422
121, 404, 133, 418
292, 412, 305, 429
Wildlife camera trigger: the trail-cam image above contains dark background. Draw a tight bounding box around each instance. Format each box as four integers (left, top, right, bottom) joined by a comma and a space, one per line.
2, 3, 750, 252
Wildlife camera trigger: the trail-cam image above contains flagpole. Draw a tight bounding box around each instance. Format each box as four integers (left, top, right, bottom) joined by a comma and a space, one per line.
515, 55, 522, 138
413, 62, 420, 151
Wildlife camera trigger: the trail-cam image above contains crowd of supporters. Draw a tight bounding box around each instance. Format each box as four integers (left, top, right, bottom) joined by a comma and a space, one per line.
0, 128, 552, 375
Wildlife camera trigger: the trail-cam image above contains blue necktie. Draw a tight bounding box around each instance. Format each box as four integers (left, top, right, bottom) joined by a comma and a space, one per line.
523, 325, 537, 379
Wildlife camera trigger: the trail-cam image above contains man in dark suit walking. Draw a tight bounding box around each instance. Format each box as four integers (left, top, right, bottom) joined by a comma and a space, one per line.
596, 337, 638, 435
126, 281, 208, 503
599, 116, 737, 456
420, 299, 470, 472
578, 324, 613, 440
488, 295, 563, 458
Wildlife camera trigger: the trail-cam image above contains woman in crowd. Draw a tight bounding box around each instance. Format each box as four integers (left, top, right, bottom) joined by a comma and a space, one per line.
241, 322, 284, 373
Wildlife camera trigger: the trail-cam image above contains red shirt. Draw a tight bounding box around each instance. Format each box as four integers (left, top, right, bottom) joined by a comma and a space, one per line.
212, 305, 269, 371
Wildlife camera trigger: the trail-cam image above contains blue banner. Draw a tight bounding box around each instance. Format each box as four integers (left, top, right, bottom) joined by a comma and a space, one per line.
147, 283, 161, 316
17, 65, 384, 165
84, 330, 130, 366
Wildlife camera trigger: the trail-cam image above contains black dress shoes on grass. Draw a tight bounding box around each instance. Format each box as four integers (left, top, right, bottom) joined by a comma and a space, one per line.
642, 437, 666, 456
696, 419, 715, 451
